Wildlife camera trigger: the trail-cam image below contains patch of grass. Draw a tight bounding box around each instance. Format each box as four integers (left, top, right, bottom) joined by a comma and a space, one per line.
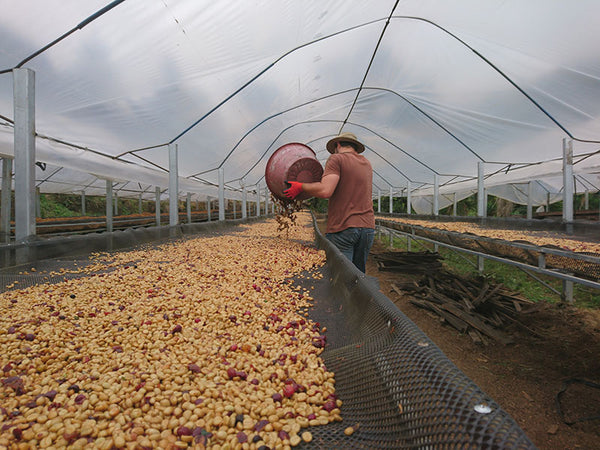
376, 234, 600, 309
39, 195, 77, 218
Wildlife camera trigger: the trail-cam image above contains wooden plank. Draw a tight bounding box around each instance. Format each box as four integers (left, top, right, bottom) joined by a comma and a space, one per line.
498, 290, 535, 304
468, 329, 486, 345
454, 278, 479, 304
472, 281, 490, 306
512, 300, 522, 312
474, 283, 504, 307
410, 298, 469, 333
425, 287, 458, 305
390, 281, 421, 294
439, 303, 514, 345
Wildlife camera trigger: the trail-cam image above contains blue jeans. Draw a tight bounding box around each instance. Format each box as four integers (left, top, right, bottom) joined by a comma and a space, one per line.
326, 227, 375, 273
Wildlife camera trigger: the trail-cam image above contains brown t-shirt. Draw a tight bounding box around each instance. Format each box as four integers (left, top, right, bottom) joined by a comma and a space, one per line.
323, 152, 375, 233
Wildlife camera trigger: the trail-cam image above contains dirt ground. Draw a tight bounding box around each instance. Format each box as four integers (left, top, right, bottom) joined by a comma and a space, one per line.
366, 239, 600, 450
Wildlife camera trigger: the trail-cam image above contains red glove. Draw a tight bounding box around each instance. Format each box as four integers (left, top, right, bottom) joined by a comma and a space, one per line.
283, 181, 303, 199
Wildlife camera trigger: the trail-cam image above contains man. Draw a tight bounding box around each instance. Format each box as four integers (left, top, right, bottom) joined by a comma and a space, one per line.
284, 132, 375, 273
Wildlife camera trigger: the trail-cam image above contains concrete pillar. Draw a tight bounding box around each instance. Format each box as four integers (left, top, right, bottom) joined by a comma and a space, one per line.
13, 68, 36, 241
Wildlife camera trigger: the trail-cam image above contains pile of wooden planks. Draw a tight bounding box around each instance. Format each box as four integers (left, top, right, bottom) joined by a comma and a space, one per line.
373, 251, 443, 273
391, 269, 535, 345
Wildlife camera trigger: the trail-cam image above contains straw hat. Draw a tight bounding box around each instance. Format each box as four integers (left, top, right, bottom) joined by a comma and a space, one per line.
326, 132, 365, 154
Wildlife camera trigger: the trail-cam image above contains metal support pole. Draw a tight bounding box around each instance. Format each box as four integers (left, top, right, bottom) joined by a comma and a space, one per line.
562, 138, 573, 223
242, 183, 247, 219
207, 197, 211, 222
218, 167, 225, 221
35, 187, 41, 218
13, 68, 36, 242
562, 279, 574, 303
477, 161, 485, 218
433, 174, 439, 216
186, 192, 192, 223
169, 144, 179, 226
114, 191, 118, 216
453, 192, 457, 216
256, 183, 261, 217
155, 187, 161, 226
138, 193, 143, 214
265, 187, 270, 215
389, 186, 393, 214
106, 180, 113, 233
527, 181, 533, 220
81, 191, 86, 216
584, 189, 589, 210
477, 255, 484, 274
538, 253, 546, 269
377, 189, 381, 213
406, 181, 411, 215
1, 158, 12, 242
484, 190, 488, 217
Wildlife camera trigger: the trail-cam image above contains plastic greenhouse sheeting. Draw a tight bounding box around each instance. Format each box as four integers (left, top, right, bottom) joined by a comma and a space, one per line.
1, 0, 600, 205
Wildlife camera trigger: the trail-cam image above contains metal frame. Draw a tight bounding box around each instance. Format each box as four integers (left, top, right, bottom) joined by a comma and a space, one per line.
376, 223, 600, 301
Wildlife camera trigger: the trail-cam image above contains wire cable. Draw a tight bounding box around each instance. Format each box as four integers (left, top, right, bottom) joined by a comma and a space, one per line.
0, 0, 127, 75
340, 0, 400, 132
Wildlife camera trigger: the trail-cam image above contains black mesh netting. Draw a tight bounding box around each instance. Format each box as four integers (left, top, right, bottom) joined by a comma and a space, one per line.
300, 219, 536, 449
0, 217, 536, 448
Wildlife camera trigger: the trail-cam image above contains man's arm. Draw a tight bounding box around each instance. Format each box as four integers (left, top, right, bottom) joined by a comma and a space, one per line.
284, 173, 339, 199
299, 173, 339, 199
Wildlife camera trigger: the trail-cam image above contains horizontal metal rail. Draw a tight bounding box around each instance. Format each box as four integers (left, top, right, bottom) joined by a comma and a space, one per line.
376, 224, 600, 292
377, 218, 600, 264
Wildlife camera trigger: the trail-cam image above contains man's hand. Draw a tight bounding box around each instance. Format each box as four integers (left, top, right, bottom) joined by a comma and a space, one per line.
283, 181, 303, 199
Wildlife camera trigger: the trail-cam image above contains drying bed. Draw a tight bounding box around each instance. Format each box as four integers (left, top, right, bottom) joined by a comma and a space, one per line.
377, 216, 600, 283
0, 214, 535, 449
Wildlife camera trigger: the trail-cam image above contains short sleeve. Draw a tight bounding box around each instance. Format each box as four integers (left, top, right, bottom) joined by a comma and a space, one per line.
323, 154, 342, 178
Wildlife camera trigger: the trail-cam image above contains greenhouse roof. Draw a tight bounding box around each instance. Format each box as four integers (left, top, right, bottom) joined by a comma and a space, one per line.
1, 0, 599, 204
